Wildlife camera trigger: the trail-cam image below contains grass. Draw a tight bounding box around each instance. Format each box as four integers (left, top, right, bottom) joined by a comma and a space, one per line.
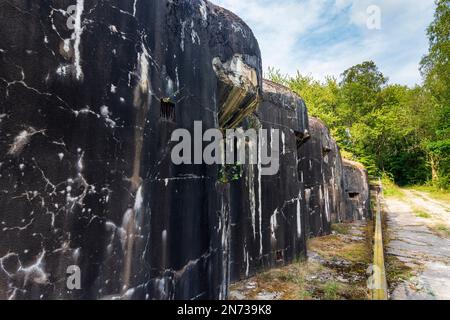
430, 223, 450, 238
230, 222, 372, 300
382, 177, 405, 199
331, 223, 352, 235
415, 210, 431, 219
238, 260, 319, 300
308, 235, 370, 266
323, 281, 340, 300
406, 185, 450, 203
384, 254, 414, 288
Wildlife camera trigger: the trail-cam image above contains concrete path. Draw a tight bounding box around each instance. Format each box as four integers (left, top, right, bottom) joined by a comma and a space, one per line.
385, 191, 450, 300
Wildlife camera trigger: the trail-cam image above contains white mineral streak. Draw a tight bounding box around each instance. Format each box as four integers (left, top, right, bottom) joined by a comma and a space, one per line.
180, 20, 187, 52
191, 21, 201, 45
121, 39, 152, 293
219, 197, 230, 300
297, 191, 302, 237
138, 44, 150, 94
20, 251, 48, 285
270, 210, 277, 240
73, 0, 84, 80
257, 136, 263, 256
248, 165, 256, 239
199, 0, 208, 21
323, 177, 331, 222
133, 0, 138, 17
134, 186, 143, 213
245, 248, 250, 278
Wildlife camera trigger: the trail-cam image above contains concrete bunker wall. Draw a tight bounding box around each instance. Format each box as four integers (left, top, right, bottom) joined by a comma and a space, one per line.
0, 0, 262, 300
229, 80, 310, 282
298, 117, 348, 238
343, 160, 371, 221
0, 0, 371, 300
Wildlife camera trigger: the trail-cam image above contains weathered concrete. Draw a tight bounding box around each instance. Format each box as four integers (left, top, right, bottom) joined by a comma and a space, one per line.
343, 159, 371, 221
229, 80, 309, 282
0, 0, 261, 300
298, 117, 347, 237
0, 0, 372, 300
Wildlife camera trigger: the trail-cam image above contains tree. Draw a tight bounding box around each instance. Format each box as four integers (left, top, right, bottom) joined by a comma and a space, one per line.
267, 7, 449, 189
420, 0, 450, 188
339, 61, 388, 125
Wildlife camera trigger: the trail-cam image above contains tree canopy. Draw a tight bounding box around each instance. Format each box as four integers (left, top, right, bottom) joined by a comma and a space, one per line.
268, 0, 450, 189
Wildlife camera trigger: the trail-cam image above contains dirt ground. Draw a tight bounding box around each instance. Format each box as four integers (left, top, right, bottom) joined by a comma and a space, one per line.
384, 188, 450, 300
229, 221, 373, 300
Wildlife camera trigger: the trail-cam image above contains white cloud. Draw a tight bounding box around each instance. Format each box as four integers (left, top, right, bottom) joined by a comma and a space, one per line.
212, 0, 435, 86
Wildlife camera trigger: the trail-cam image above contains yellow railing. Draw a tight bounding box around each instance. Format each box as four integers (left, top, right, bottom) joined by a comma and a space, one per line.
370, 185, 388, 300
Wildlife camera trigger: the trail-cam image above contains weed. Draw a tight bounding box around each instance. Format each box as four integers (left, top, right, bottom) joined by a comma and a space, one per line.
431, 223, 450, 238
323, 281, 340, 300
415, 211, 431, 219
331, 223, 351, 235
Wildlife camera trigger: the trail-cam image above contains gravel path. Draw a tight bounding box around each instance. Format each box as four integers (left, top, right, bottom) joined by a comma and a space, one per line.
385, 191, 450, 300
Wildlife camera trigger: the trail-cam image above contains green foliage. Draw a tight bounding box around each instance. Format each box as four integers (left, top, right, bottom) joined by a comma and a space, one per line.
269, 62, 431, 181
219, 164, 243, 184
323, 281, 340, 300
381, 174, 405, 198
267, 2, 450, 189
420, 0, 450, 188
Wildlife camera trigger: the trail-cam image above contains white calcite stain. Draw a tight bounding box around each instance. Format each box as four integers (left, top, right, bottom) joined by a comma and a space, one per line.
137, 44, 150, 94
296, 191, 302, 237
231, 22, 247, 38
20, 250, 48, 285
180, 20, 187, 52
257, 138, 263, 256
109, 25, 118, 33
219, 196, 231, 299
133, 0, 138, 17
133, 186, 143, 213
199, 0, 208, 21
248, 165, 256, 239
323, 178, 331, 223
8, 128, 42, 156
161, 229, 168, 268
73, 0, 84, 80
100, 105, 116, 128
175, 66, 180, 89
56, 64, 70, 77
245, 246, 250, 278
270, 210, 278, 240
63, 39, 71, 53
191, 27, 200, 45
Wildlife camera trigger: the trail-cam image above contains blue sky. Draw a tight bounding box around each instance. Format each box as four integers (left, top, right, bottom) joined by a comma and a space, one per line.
212, 0, 436, 86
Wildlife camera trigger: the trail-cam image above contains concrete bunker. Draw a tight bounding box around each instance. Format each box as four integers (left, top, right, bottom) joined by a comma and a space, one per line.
228, 80, 309, 282
0, 0, 262, 300
0, 0, 372, 301
343, 159, 371, 221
